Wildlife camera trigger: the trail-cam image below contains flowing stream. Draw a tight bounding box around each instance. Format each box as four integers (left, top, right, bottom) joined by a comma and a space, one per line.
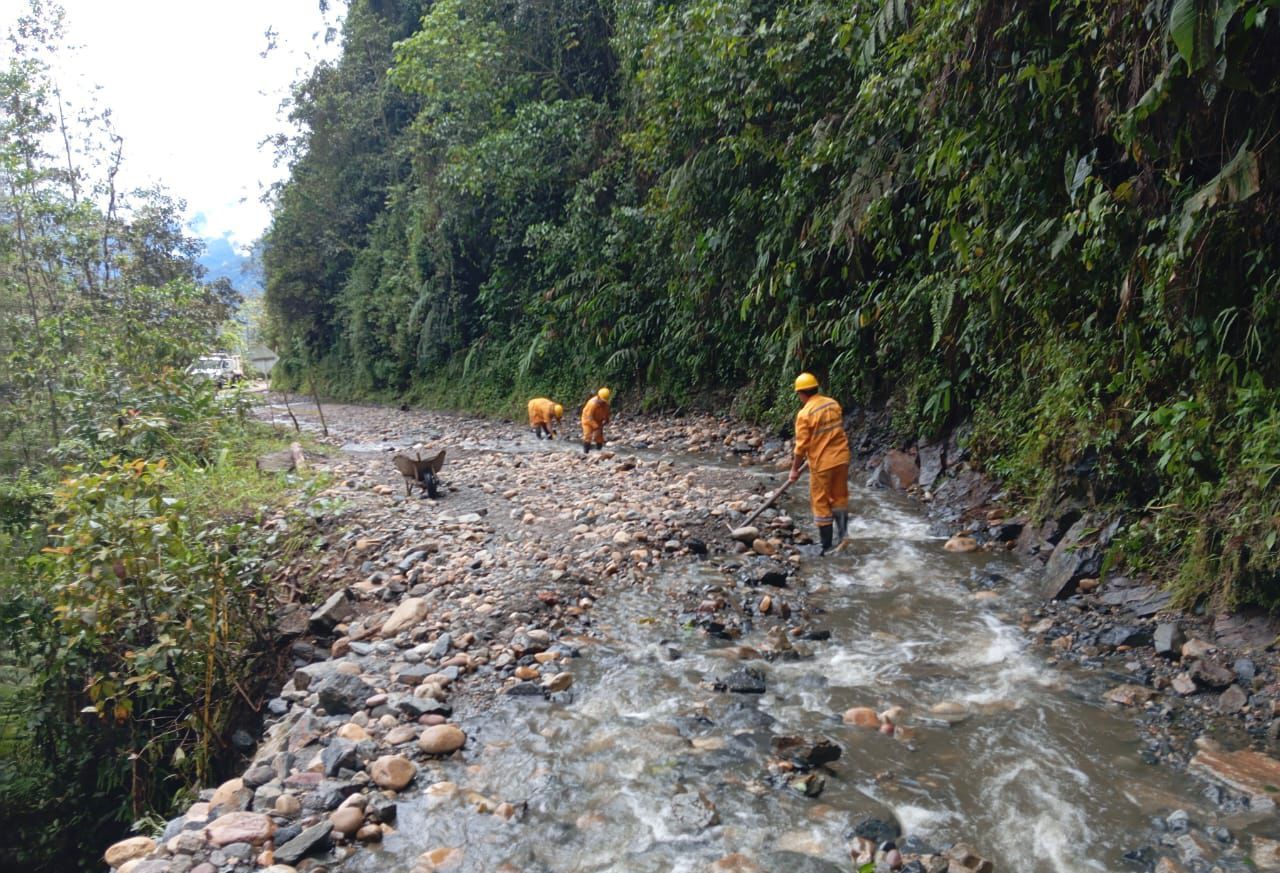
331, 451, 1219, 873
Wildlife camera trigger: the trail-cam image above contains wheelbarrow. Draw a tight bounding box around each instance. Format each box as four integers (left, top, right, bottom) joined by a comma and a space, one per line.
392, 449, 446, 499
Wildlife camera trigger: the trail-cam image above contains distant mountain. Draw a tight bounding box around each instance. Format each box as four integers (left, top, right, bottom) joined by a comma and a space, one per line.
199, 234, 261, 298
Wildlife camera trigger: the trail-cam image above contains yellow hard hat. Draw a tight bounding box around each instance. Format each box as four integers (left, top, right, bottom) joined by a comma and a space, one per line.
554, 403, 564, 418
598, 387, 612, 402
794, 372, 820, 391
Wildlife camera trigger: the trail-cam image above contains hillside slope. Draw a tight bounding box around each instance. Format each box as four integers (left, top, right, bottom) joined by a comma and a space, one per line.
263, 0, 1280, 608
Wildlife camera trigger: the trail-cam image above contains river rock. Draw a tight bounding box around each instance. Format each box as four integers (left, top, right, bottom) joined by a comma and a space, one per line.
943, 535, 977, 553
1098, 625, 1152, 649
886, 449, 919, 489
205, 811, 275, 847
751, 538, 776, 556
946, 843, 993, 873
1181, 638, 1215, 659
1251, 836, 1280, 871
708, 853, 766, 873
370, 755, 417, 790
715, 666, 766, 694
385, 725, 419, 745
1040, 515, 1113, 600
1154, 622, 1186, 658
670, 788, 720, 833
1171, 673, 1197, 696
330, 806, 364, 836
210, 777, 252, 813
252, 781, 284, 813
1218, 684, 1249, 714
842, 707, 880, 729
382, 597, 429, 637
740, 560, 789, 587
787, 772, 825, 798
242, 765, 275, 789
1104, 684, 1155, 707
418, 847, 463, 871
273, 821, 332, 865
542, 671, 574, 692
730, 526, 760, 544
118, 862, 171, 873
337, 722, 372, 742
850, 815, 900, 843
310, 588, 355, 634
918, 441, 945, 489
275, 794, 301, 816
105, 836, 156, 868
928, 701, 969, 723
771, 735, 842, 769
1189, 738, 1280, 810
418, 724, 467, 755
1188, 659, 1235, 690
316, 671, 374, 715
322, 738, 358, 777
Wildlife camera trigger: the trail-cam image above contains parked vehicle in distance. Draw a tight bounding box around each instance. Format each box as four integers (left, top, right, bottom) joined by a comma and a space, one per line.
186, 353, 245, 388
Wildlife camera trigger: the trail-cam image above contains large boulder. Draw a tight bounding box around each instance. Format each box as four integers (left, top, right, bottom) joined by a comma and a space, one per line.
883, 449, 919, 490
1189, 738, 1280, 811
917, 441, 946, 489
1040, 515, 1116, 600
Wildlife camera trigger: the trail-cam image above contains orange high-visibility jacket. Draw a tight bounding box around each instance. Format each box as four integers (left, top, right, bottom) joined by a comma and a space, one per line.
528, 397, 559, 427
581, 395, 610, 433
794, 394, 850, 472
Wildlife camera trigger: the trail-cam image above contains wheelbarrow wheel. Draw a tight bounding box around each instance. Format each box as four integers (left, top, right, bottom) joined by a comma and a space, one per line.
421, 469, 440, 500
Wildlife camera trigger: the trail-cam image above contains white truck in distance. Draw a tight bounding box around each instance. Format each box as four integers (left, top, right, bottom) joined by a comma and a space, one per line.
186, 354, 245, 388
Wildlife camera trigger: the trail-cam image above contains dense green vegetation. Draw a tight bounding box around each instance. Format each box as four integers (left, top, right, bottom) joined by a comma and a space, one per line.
266, 0, 1280, 604
0, 8, 318, 869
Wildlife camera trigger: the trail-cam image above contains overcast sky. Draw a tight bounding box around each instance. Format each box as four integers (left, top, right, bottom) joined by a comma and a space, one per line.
0, 0, 346, 250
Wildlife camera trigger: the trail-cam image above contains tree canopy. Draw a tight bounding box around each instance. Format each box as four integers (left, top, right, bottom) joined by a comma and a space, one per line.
264, 0, 1280, 607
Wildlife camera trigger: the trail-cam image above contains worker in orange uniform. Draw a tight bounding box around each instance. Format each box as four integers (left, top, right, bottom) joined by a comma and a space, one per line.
527, 397, 564, 440
581, 387, 611, 453
788, 372, 851, 553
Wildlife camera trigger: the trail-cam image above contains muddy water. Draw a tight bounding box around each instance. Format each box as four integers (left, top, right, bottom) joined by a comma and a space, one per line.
331, 453, 1218, 873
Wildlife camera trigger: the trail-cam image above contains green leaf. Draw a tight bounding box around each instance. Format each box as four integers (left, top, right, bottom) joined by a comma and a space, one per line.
1169, 0, 1214, 71
1176, 142, 1259, 250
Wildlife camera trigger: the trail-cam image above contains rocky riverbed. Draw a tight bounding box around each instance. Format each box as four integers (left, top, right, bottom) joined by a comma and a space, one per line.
102, 399, 1280, 873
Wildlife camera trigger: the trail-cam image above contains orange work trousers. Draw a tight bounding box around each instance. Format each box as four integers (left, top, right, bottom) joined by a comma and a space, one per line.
581, 422, 605, 445
809, 463, 849, 526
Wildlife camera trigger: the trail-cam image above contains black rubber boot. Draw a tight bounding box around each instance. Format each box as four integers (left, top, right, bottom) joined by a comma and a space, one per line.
819, 524, 834, 554
582, 441, 591, 454
834, 510, 849, 542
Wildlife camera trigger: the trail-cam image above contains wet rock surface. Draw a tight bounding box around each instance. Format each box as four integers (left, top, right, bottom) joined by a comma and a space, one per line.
106, 398, 1280, 873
